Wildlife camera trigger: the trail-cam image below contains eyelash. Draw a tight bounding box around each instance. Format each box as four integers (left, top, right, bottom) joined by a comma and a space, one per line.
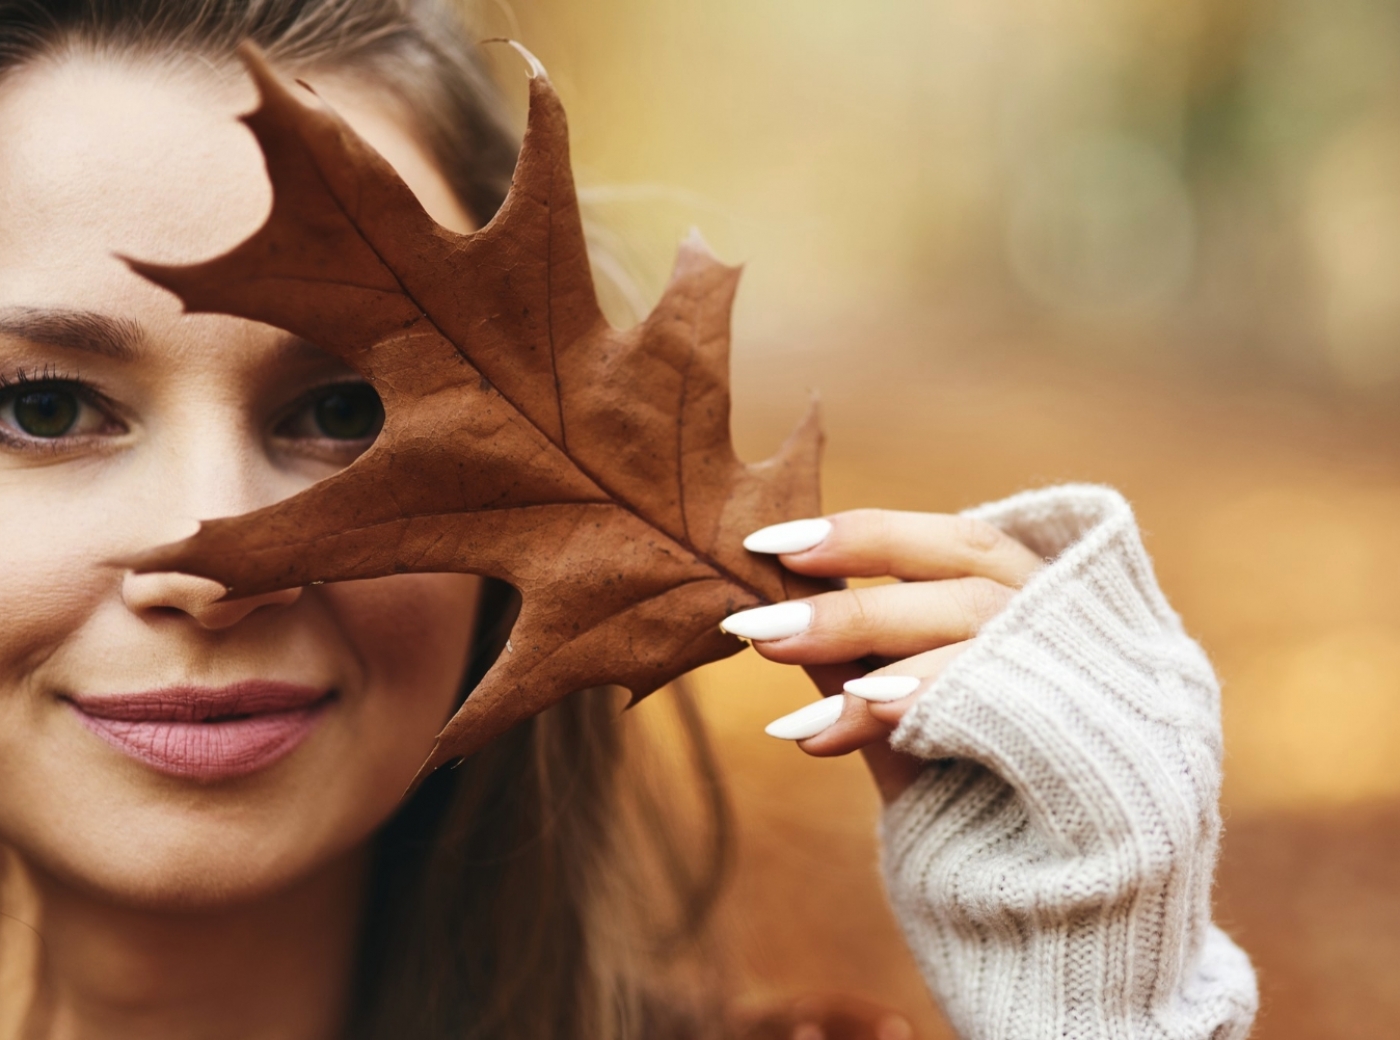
0, 367, 119, 454
0, 364, 72, 390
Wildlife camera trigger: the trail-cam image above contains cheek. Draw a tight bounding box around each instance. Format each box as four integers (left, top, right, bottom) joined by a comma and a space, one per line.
0, 493, 115, 693
325, 572, 481, 749
0, 449, 205, 694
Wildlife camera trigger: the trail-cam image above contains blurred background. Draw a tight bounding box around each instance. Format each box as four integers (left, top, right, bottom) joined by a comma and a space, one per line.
469, 2, 1400, 1036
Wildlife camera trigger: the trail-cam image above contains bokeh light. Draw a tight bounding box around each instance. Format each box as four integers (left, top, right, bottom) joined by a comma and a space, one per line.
467, 3, 1400, 1035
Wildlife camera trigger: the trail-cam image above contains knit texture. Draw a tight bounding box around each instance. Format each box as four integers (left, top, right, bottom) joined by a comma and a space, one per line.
881, 485, 1257, 1040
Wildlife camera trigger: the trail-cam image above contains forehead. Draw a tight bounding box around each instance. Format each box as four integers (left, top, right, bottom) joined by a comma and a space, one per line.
0, 52, 472, 318
0, 54, 269, 304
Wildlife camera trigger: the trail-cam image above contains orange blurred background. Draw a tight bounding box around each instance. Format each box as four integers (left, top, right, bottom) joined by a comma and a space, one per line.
467, 1, 1400, 1037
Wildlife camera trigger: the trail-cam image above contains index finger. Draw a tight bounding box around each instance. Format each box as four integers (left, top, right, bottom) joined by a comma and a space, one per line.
745, 509, 1043, 587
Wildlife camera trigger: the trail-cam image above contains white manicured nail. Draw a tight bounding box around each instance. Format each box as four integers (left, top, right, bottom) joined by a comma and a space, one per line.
765, 696, 844, 740
844, 675, 923, 702
743, 518, 832, 555
720, 601, 813, 641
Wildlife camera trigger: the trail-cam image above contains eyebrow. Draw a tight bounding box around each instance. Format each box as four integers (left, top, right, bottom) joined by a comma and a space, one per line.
0, 307, 143, 361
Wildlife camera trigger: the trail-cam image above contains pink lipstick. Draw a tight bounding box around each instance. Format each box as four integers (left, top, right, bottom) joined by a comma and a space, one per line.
67, 681, 332, 782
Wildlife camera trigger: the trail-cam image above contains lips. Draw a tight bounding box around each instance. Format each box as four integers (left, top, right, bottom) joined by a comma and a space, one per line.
67, 681, 332, 782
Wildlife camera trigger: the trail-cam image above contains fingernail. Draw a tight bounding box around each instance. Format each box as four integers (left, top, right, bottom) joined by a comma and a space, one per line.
843, 675, 922, 702
742, 518, 832, 555
720, 601, 812, 641
764, 696, 844, 740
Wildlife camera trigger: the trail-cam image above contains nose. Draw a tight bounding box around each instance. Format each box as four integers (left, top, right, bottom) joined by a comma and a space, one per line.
122, 570, 303, 630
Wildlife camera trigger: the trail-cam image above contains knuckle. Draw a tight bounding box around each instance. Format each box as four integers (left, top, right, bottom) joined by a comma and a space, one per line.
870, 510, 899, 571
833, 507, 883, 536
841, 508, 893, 550
825, 509, 900, 578
844, 585, 884, 636
954, 577, 1015, 629
952, 515, 1008, 558
842, 507, 886, 526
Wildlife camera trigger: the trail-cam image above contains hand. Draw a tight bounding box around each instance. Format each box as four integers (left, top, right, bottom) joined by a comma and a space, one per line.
722, 510, 1043, 803
733, 992, 917, 1040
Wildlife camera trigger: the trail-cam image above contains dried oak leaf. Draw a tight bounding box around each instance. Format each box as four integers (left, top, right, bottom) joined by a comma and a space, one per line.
127, 44, 828, 774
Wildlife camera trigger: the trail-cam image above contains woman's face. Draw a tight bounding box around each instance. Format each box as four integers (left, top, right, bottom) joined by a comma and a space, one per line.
0, 53, 481, 907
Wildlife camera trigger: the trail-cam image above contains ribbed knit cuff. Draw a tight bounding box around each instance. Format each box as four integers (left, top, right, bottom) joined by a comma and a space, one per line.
878, 484, 1258, 1040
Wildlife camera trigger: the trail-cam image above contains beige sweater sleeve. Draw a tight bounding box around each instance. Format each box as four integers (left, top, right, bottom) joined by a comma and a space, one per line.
881, 485, 1257, 1040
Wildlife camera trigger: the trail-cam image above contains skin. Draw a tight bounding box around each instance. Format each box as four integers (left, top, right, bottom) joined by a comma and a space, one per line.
0, 47, 1035, 1040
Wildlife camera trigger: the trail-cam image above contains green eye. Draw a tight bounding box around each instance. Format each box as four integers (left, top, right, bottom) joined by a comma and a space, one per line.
312, 384, 383, 441
14, 388, 79, 438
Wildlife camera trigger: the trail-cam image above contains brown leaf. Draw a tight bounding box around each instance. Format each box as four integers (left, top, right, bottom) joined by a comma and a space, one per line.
125, 43, 828, 776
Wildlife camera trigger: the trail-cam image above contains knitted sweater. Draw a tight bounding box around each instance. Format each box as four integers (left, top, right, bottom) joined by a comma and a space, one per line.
880, 485, 1258, 1040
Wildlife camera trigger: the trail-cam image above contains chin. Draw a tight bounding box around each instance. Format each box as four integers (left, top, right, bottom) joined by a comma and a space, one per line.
2, 740, 386, 912
39, 810, 369, 914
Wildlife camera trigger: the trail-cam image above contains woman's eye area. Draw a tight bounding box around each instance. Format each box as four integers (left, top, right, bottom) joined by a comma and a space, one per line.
15, 386, 79, 437
277, 382, 384, 444
0, 380, 115, 440
315, 383, 384, 440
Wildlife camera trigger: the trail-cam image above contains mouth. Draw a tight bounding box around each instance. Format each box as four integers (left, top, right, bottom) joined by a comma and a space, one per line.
65, 681, 335, 782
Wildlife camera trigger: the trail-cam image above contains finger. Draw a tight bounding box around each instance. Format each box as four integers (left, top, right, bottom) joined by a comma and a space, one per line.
765, 673, 927, 757
777, 695, 887, 755
722, 579, 1014, 666
783, 645, 968, 802
744, 509, 1043, 587
853, 643, 971, 727
792, 660, 945, 759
